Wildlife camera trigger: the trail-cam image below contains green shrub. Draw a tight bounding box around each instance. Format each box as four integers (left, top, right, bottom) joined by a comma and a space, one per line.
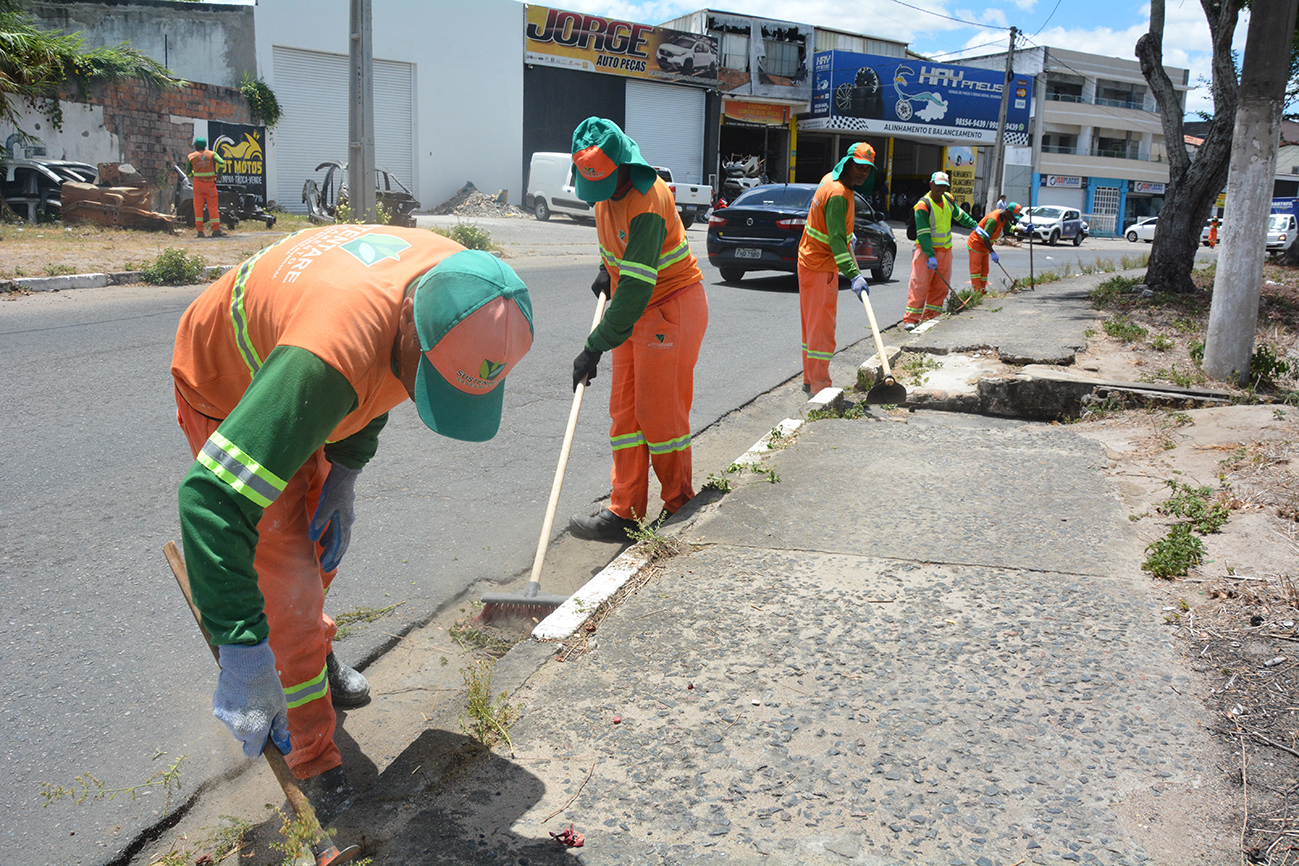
139, 248, 207, 285
1189, 340, 1206, 366
1159, 480, 1230, 534
1251, 344, 1294, 389
1091, 274, 1143, 308
1103, 314, 1147, 343
432, 222, 497, 251
1143, 524, 1205, 579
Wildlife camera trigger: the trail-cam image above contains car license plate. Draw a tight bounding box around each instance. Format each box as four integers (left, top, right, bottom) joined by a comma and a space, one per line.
735, 248, 762, 259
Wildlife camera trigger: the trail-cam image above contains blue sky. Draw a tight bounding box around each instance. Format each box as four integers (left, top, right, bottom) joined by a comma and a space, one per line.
554, 0, 1251, 118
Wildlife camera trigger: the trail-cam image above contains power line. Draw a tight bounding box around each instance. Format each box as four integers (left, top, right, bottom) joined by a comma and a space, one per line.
882, 0, 1013, 31
929, 38, 1009, 58
1031, 0, 1065, 37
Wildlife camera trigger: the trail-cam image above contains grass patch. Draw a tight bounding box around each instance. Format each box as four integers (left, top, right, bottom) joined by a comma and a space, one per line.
1143, 524, 1206, 579
43, 263, 76, 276
430, 222, 499, 252
450, 611, 514, 657
139, 248, 208, 285
891, 351, 940, 386
41, 753, 186, 811
461, 658, 518, 750
333, 601, 405, 640
1091, 274, 1144, 308
1103, 314, 1148, 343
1159, 479, 1231, 534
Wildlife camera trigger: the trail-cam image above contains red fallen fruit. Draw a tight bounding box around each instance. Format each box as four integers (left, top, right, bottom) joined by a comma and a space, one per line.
613, 715, 622, 724
550, 824, 585, 847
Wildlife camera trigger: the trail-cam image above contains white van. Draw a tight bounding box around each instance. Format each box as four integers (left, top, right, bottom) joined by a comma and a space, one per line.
525, 152, 594, 222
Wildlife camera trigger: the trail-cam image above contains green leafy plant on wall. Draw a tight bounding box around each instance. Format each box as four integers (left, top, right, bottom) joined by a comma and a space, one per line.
240, 73, 282, 128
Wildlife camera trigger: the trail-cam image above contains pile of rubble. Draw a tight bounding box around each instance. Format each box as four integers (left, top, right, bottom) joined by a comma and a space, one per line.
431, 181, 528, 218
61, 163, 176, 231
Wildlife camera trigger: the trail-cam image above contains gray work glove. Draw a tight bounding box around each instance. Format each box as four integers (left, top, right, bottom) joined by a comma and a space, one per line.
214, 640, 292, 759
308, 462, 360, 572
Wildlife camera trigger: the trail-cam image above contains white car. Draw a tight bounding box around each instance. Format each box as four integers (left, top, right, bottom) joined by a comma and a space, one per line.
1267, 213, 1296, 253
1015, 205, 1088, 246
655, 34, 718, 77
1125, 217, 1158, 243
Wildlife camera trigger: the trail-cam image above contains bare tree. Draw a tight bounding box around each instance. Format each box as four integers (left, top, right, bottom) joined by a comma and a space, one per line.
1204, 0, 1299, 383
1135, 0, 1240, 293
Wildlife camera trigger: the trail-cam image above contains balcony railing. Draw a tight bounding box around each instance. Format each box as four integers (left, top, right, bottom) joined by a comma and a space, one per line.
1046, 92, 1084, 103
1095, 96, 1147, 110
1041, 144, 1079, 154
1091, 146, 1145, 161
1044, 90, 1159, 114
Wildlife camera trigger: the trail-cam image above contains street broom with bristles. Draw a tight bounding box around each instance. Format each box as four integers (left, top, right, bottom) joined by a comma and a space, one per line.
478, 293, 607, 622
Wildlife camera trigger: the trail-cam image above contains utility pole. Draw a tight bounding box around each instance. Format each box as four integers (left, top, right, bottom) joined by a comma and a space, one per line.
348, 0, 376, 223
986, 26, 1017, 215
1203, 0, 1299, 384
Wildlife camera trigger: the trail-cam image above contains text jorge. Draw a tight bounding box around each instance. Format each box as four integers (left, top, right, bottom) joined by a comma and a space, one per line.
527, 9, 652, 57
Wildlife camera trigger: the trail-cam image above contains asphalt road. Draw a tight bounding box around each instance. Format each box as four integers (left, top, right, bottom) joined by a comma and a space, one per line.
0, 218, 1180, 864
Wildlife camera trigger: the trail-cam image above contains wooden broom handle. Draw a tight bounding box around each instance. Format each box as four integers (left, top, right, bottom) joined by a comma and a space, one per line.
526, 293, 607, 590
859, 291, 894, 379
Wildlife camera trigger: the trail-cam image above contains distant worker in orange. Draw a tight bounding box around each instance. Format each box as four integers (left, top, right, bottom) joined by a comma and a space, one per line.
795, 142, 876, 394
187, 136, 227, 238
566, 117, 709, 542
966, 201, 1023, 294
1208, 216, 1219, 248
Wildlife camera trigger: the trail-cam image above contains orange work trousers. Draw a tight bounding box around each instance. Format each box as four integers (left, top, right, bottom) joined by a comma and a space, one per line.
797, 265, 839, 394
175, 388, 341, 780
193, 181, 220, 235
967, 247, 990, 293
905, 246, 953, 324
608, 281, 708, 521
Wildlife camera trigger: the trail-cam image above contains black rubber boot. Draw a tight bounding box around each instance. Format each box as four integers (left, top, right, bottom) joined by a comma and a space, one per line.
326, 652, 370, 708
568, 507, 638, 542
299, 765, 355, 825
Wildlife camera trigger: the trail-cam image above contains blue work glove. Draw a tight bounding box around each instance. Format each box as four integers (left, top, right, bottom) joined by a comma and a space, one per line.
976, 227, 990, 244
1022, 223, 1035, 232
990, 249, 1000, 264
926, 256, 938, 271
850, 274, 869, 299
308, 462, 360, 573
572, 347, 602, 391
214, 641, 291, 759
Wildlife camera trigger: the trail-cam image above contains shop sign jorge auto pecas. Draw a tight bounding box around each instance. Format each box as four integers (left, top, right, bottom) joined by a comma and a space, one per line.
525, 5, 719, 86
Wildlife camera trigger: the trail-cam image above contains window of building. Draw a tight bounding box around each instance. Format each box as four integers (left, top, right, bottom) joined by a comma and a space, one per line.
762, 39, 800, 79
1094, 135, 1138, 159
1041, 132, 1078, 154
1095, 81, 1145, 110
721, 32, 749, 71
1046, 79, 1083, 102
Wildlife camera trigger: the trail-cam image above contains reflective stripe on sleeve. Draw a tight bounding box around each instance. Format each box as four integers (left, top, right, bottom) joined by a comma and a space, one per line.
618, 260, 658, 286
198, 431, 287, 507
284, 664, 328, 709
657, 239, 691, 270
805, 226, 830, 244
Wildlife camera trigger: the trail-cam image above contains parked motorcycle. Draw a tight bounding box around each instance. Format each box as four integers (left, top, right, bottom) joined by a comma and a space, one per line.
721, 154, 766, 205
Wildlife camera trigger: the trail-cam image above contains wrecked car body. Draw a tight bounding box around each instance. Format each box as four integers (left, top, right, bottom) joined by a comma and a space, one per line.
302, 160, 419, 227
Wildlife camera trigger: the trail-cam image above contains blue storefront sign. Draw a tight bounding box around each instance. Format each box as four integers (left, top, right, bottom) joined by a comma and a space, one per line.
808, 51, 1032, 145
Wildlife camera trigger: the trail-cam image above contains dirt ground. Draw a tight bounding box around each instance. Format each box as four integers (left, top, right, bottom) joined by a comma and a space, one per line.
0, 218, 308, 280
1065, 261, 1299, 865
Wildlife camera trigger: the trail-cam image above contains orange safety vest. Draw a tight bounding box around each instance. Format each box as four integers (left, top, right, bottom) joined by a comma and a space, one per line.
173, 225, 466, 440
596, 176, 702, 303
797, 173, 856, 274
968, 207, 1010, 253
188, 150, 221, 183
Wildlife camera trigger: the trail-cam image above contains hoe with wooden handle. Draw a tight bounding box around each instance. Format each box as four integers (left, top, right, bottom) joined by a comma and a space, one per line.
163, 541, 360, 866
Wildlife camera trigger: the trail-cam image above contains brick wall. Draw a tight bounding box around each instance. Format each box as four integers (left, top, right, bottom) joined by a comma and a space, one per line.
70, 79, 251, 186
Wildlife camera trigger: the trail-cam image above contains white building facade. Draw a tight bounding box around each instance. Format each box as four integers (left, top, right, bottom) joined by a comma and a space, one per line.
958, 45, 1189, 237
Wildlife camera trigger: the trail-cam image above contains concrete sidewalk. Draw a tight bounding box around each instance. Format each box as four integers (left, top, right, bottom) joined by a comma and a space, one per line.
316, 275, 1237, 864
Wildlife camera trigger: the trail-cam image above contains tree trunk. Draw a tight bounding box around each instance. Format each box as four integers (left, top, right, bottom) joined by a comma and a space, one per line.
1204, 0, 1299, 384
1136, 0, 1239, 293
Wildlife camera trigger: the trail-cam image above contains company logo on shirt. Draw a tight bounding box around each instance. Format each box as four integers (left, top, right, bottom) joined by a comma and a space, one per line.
339, 234, 411, 266
480, 359, 506, 380
655, 334, 664, 342
619, 230, 626, 241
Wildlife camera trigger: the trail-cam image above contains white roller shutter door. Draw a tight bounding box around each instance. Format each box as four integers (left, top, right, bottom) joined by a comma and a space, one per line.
272, 46, 414, 213
623, 79, 705, 185
1035, 186, 1085, 210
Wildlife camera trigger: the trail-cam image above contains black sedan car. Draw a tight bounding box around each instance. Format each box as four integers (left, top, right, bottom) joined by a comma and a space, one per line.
706, 183, 897, 284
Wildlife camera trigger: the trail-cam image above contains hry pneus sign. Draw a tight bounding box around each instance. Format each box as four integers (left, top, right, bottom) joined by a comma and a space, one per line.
809, 51, 1032, 146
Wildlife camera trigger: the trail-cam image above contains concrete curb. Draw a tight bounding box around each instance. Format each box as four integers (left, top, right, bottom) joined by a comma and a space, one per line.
0, 264, 232, 293
528, 390, 840, 643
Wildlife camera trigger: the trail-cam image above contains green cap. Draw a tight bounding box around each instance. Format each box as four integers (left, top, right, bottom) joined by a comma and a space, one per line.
570, 117, 657, 204
194, 137, 207, 149
832, 142, 876, 193
411, 250, 534, 442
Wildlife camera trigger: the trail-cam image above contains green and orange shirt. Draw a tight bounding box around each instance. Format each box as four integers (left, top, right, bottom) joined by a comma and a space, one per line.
173, 225, 466, 645
588, 176, 703, 353
186, 149, 227, 183
798, 172, 867, 278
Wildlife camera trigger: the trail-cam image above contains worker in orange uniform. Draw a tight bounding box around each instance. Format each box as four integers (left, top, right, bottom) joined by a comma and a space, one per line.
1208, 216, 1219, 248
905, 172, 979, 329
172, 225, 533, 820
966, 201, 1023, 294
186, 136, 227, 238
566, 117, 709, 543
795, 142, 876, 394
